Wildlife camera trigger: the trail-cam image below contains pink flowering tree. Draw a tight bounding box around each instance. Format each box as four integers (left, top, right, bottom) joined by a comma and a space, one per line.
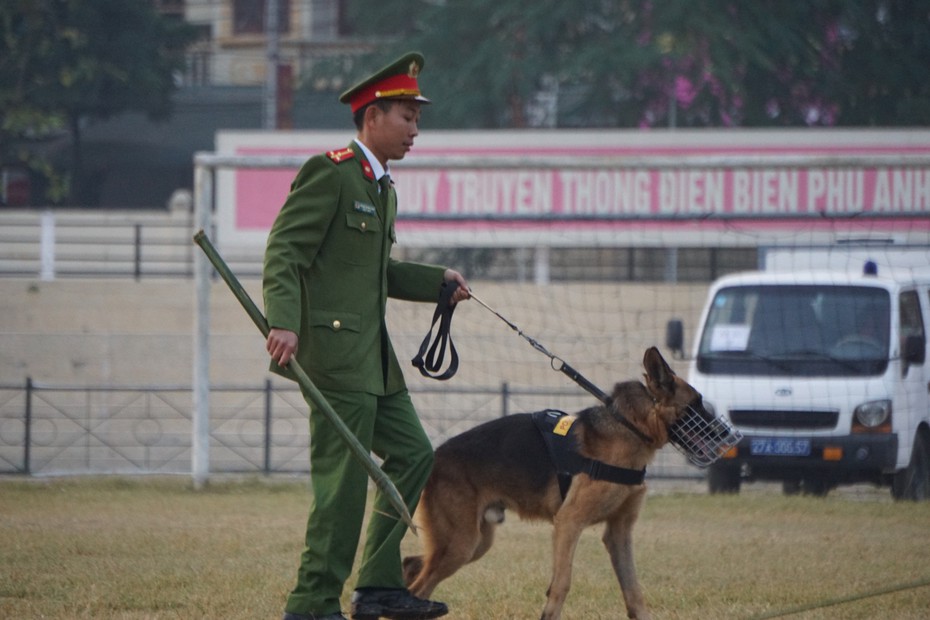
333, 0, 930, 128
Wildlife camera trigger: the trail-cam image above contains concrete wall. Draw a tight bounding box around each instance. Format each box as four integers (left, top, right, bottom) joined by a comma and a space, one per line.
0, 278, 709, 390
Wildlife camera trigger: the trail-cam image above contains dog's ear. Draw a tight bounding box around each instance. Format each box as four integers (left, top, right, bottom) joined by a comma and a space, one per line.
643, 346, 676, 398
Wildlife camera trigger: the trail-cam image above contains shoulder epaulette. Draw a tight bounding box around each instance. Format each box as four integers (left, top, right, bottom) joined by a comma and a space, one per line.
326, 147, 355, 163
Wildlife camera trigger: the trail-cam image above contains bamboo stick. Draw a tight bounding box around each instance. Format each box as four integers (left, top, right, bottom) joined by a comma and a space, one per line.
193, 230, 415, 529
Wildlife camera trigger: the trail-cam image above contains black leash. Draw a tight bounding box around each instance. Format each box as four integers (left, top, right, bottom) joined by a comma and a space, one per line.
470, 293, 612, 403
411, 281, 460, 380
471, 293, 653, 445
414, 287, 653, 446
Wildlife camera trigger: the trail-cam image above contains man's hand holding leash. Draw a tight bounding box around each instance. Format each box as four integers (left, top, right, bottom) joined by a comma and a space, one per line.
443, 269, 470, 305
267, 270, 468, 369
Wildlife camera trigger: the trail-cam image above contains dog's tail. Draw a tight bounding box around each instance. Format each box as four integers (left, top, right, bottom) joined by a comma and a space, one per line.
402, 555, 424, 587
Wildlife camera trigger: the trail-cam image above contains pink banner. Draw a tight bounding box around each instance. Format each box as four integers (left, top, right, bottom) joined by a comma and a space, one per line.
215, 130, 930, 246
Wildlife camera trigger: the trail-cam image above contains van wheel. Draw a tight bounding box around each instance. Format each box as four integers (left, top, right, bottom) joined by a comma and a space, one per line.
892, 433, 930, 501
782, 479, 801, 496
801, 477, 830, 497
708, 463, 741, 494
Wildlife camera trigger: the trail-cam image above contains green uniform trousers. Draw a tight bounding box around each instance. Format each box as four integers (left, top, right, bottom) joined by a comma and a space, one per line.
285, 387, 434, 615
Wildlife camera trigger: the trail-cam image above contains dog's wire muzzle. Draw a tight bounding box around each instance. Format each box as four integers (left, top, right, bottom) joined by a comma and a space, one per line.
667, 406, 743, 467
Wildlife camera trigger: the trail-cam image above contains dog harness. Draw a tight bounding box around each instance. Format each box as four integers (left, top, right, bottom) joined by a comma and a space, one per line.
532, 410, 646, 500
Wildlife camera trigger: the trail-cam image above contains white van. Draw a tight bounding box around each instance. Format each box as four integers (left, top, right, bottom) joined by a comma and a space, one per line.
667, 247, 930, 499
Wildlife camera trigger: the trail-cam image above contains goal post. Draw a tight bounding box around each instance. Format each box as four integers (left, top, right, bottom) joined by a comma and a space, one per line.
191, 140, 930, 486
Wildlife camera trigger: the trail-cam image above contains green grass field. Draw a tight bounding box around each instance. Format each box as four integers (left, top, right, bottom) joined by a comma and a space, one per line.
1, 476, 928, 619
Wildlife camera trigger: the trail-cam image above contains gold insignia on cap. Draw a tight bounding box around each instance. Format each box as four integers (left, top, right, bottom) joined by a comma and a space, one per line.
408, 60, 420, 78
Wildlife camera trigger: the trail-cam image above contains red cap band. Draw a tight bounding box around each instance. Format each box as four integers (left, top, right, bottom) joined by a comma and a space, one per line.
347, 73, 422, 113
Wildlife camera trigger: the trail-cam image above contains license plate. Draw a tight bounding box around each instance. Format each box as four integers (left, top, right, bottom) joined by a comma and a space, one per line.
750, 438, 811, 457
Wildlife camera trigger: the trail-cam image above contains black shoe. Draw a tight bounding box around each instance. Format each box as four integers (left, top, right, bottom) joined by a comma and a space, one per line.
350, 588, 448, 620
282, 612, 347, 620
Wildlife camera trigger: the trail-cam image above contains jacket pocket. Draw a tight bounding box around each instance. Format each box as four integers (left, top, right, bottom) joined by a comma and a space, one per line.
307, 310, 361, 372
340, 212, 383, 265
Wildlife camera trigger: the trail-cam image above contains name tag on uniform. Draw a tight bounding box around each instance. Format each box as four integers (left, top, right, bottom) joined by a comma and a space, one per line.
354, 202, 377, 216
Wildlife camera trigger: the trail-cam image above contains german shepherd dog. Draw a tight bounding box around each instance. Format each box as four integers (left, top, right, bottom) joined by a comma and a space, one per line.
403, 347, 710, 620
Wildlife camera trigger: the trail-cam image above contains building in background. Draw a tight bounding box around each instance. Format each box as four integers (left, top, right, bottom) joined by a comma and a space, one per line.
85, 0, 363, 209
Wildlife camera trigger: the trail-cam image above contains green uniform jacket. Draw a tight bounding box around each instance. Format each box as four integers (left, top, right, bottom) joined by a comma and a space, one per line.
263, 142, 445, 395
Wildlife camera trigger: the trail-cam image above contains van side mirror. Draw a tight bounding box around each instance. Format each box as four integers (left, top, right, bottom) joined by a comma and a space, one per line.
666, 319, 684, 358
903, 335, 925, 365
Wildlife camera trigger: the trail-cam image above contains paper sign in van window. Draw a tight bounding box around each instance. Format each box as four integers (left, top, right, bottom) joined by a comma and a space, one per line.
710, 324, 751, 351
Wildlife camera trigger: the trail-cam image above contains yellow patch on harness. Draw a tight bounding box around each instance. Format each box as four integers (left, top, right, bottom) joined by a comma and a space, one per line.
553, 416, 576, 436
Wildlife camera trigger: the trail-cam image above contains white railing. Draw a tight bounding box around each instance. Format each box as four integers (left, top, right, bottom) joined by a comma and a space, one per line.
0, 208, 196, 280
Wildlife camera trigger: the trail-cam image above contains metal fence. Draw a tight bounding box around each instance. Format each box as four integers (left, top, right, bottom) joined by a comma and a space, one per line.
0, 379, 700, 479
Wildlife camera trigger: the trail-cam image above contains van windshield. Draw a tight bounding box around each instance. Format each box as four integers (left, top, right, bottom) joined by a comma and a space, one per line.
697, 285, 890, 377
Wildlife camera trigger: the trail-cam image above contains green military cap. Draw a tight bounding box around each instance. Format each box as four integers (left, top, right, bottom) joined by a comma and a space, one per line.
339, 52, 431, 114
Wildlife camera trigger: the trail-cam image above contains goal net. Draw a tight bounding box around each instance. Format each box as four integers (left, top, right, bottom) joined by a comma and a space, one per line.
194, 132, 930, 482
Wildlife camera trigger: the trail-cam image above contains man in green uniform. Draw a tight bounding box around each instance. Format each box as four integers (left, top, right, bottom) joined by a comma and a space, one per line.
264, 52, 469, 620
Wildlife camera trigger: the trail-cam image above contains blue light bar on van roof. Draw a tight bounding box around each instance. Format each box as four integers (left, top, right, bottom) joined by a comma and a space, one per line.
864, 260, 878, 275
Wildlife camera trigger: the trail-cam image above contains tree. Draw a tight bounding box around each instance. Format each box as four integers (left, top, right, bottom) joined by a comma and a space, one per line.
322, 0, 930, 129
701, 1, 930, 126
829, 0, 930, 125
0, 0, 197, 204
338, 0, 647, 128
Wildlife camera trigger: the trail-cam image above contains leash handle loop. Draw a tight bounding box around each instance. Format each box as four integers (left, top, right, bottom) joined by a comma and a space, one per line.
411, 281, 460, 380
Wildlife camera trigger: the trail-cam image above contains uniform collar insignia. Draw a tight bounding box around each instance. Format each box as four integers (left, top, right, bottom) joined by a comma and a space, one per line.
353, 143, 377, 182
361, 160, 375, 181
